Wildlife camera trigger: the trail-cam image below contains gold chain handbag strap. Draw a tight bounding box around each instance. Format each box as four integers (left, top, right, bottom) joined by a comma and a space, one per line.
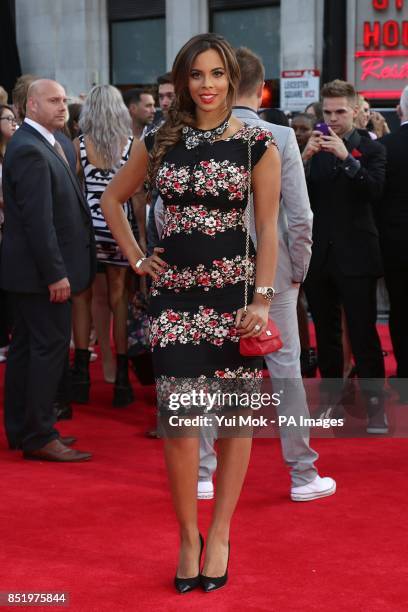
243, 137, 252, 312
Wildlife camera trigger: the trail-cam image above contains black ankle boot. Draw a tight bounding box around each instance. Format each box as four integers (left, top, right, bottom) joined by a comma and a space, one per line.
70, 348, 91, 403
113, 354, 134, 407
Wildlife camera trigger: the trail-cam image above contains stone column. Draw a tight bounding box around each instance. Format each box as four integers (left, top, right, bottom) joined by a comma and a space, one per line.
280, 0, 325, 72
165, 0, 208, 70
15, 0, 109, 97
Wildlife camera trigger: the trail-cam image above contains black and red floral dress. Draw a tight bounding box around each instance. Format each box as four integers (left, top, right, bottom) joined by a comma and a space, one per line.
144, 125, 276, 412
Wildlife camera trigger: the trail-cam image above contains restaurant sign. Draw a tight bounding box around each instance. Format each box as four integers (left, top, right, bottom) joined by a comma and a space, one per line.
351, 0, 408, 99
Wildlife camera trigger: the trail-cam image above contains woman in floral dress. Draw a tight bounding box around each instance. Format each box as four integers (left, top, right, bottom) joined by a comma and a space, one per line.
101, 34, 280, 592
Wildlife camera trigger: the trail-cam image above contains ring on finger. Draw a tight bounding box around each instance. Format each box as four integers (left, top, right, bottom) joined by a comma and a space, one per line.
254, 324, 261, 332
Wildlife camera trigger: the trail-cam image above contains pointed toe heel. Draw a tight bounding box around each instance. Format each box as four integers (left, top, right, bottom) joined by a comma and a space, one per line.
200, 541, 230, 593
174, 533, 204, 594
174, 573, 201, 594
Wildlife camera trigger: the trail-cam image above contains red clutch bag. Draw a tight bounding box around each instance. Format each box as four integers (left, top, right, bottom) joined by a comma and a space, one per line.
239, 318, 283, 356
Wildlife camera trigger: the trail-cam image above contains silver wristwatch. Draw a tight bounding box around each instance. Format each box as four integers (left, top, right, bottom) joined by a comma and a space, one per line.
254, 286, 276, 302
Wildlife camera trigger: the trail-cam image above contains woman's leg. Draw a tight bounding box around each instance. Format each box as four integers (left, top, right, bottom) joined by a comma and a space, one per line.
71, 288, 93, 403
105, 265, 129, 354
202, 436, 252, 577
72, 288, 92, 350
164, 437, 202, 578
105, 265, 134, 406
91, 273, 115, 383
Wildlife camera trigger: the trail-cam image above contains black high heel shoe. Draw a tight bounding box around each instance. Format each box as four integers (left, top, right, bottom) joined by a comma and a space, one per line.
174, 533, 204, 594
200, 541, 230, 593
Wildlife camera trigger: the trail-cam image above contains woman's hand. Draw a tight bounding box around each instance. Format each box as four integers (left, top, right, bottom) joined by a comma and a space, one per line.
133, 247, 167, 281
235, 301, 270, 339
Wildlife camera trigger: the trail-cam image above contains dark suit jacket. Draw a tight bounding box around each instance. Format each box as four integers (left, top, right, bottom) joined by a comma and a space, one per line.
307, 129, 386, 278
0, 122, 96, 294
378, 123, 408, 267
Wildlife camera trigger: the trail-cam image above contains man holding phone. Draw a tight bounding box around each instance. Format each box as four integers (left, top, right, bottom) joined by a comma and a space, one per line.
302, 79, 387, 433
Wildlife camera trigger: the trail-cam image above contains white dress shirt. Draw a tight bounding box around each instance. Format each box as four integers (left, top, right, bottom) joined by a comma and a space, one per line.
24, 118, 55, 146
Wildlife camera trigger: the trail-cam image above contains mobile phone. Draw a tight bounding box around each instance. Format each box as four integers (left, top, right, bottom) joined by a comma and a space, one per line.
315, 122, 330, 136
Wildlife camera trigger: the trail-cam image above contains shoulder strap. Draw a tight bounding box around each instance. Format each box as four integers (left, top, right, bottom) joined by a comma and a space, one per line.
243, 138, 252, 311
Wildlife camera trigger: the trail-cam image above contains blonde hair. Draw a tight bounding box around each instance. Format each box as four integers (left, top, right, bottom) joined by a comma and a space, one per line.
12, 74, 39, 121
0, 86, 8, 105
79, 85, 132, 168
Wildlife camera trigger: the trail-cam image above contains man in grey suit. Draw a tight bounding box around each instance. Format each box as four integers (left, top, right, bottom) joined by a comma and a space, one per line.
197, 48, 336, 502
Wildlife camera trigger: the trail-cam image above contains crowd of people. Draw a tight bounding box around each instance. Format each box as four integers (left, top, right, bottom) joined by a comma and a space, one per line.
1, 32, 407, 593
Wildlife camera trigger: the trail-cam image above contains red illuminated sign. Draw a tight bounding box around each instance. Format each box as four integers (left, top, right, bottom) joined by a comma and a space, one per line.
372, 0, 404, 9
363, 20, 408, 47
354, 0, 408, 99
361, 57, 408, 79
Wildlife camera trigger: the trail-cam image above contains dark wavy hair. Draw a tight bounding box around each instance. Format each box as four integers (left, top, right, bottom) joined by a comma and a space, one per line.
147, 33, 240, 196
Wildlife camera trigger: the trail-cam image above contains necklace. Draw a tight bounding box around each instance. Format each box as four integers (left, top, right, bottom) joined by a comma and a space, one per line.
182, 114, 231, 149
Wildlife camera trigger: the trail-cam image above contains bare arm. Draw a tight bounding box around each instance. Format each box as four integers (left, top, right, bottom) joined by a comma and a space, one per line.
72, 137, 83, 178
252, 144, 281, 292
236, 144, 281, 337
100, 139, 166, 279
131, 192, 147, 254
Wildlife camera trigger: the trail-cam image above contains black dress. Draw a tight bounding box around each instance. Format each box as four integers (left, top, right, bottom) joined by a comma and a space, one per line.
144, 124, 276, 413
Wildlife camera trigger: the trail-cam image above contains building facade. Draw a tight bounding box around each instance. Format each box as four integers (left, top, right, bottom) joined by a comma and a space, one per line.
12, 0, 407, 107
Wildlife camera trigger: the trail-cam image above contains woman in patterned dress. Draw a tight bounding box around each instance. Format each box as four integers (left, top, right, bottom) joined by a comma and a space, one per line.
101, 34, 280, 592
71, 85, 137, 406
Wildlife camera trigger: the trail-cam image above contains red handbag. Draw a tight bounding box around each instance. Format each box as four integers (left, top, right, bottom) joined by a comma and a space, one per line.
240, 318, 283, 356
238, 134, 283, 357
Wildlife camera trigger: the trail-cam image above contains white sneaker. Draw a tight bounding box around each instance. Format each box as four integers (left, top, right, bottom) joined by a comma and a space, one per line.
197, 480, 214, 500
366, 413, 388, 435
89, 350, 98, 362
291, 475, 336, 502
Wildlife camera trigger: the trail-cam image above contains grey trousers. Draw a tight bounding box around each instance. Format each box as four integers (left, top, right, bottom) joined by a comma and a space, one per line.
199, 285, 319, 487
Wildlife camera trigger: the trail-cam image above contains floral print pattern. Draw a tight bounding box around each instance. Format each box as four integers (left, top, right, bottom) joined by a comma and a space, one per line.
143, 124, 275, 403
214, 367, 263, 379
162, 204, 246, 239
151, 255, 255, 296
231, 125, 277, 149
192, 160, 248, 200
156, 159, 249, 201
149, 307, 239, 350
156, 164, 190, 198
156, 373, 262, 414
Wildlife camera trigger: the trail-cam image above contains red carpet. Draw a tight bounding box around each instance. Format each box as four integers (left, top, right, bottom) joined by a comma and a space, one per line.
1, 324, 408, 611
